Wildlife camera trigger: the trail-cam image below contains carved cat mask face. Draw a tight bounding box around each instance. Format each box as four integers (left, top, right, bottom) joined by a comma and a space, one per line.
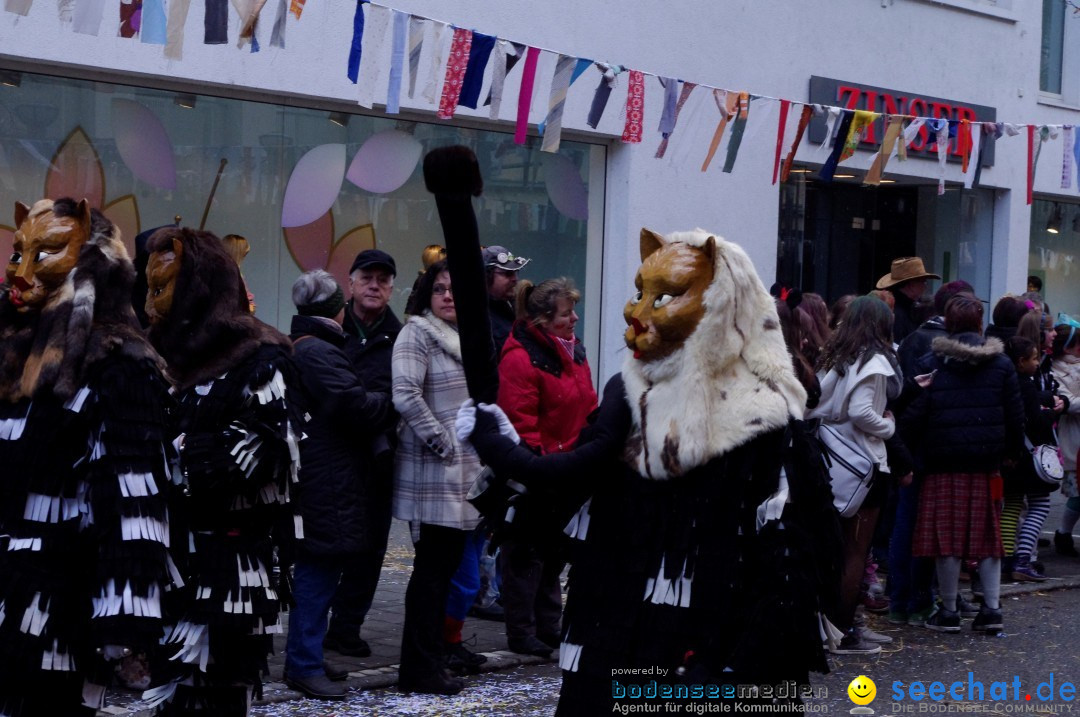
145, 238, 183, 326
7, 199, 91, 312
624, 228, 716, 363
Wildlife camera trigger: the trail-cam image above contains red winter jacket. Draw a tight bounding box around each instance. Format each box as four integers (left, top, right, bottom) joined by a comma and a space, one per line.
497, 321, 598, 455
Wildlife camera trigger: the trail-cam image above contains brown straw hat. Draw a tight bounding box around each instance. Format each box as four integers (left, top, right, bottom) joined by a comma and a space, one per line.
875, 257, 941, 289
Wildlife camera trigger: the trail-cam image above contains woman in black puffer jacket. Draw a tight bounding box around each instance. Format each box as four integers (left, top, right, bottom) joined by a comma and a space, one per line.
901, 295, 1024, 636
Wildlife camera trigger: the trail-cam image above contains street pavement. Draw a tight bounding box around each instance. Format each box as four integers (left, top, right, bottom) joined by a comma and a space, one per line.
99, 493, 1080, 716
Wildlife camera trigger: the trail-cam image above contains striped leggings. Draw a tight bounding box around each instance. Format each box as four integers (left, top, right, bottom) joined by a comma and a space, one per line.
1000, 493, 1051, 558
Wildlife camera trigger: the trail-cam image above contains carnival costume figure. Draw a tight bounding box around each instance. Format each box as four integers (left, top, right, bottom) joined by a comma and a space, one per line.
0, 199, 175, 716
142, 227, 299, 716
423, 148, 838, 715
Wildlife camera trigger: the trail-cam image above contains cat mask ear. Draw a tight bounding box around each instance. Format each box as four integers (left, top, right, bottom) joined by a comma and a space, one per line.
640, 228, 666, 261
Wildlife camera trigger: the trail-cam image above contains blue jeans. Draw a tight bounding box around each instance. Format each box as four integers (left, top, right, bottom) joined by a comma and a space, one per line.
285, 555, 345, 678
887, 478, 934, 614
446, 527, 486, 621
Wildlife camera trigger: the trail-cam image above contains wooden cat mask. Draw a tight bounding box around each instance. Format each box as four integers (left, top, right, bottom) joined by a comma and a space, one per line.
624, 228, 715, 363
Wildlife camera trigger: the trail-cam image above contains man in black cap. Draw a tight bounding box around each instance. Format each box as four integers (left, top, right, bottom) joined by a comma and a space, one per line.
324, 249, 404, 658
482, 245, 530, 353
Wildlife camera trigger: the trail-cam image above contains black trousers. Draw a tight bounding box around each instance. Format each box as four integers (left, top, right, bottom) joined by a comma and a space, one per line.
498, 538, 563, 641
399, 523, 468, 681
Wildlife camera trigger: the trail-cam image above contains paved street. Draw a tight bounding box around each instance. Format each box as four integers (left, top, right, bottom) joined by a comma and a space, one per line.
100, 492, 1080, 716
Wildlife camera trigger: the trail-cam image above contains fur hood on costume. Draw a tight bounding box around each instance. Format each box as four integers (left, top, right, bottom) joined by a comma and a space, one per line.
931, 333, 1004, 365
621, 229, 806, 480
146, 228, 290, 391
0, 198, 160, 403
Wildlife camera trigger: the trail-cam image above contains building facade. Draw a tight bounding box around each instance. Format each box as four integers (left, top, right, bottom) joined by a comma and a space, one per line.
1, 0, 1078, 382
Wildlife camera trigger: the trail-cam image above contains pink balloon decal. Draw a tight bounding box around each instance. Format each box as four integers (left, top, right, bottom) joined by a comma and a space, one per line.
345, 130, 422, 194
542, 154, 588, 221
282, 144, 347, 228
111, 99, 177, 190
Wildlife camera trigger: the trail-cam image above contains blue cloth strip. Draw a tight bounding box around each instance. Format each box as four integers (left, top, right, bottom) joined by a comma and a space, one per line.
347, 0, 367, 84
818, 110, 854, 182
458, 31, 497, 109
204, 0, 227, 44
587, 75, 612, 129
386, 10, 408, 114
140, 0, 167, 45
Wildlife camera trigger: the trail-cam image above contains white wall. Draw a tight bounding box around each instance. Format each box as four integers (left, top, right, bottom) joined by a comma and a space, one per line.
3, 0, 1079, 379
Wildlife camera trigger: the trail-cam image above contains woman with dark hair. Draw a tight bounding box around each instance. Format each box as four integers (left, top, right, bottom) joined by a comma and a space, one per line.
495, 277, 598, 657
1051, 321, 1080, 556
775, 295, 820, 408
902, 295, 1024, 635
828, 294, 857, 332
809, 295, 904, 655
800, 292, 831, 367
392, 259, 482, 695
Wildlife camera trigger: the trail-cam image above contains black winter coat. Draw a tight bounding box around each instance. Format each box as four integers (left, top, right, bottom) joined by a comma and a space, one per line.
1003, 373, 1057, 496
899, 333, 1025, 474
897, 315, 946, 380
290, 315, 395, 556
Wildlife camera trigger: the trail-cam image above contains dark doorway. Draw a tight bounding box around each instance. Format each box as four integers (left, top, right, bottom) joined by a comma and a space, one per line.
778, 179, 919, 303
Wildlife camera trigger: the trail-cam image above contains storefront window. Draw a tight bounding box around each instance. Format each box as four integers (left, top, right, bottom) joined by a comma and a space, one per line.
777, 170, 994, 306
0, 70, 603, 340
1029, 199, 1080, 317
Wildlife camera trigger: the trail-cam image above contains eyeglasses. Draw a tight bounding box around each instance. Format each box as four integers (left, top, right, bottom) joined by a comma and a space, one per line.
432, 284, 453, 296
490, 252, 528, 267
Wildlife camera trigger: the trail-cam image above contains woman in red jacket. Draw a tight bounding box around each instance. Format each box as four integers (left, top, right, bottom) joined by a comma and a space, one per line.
496, 278, 598, 656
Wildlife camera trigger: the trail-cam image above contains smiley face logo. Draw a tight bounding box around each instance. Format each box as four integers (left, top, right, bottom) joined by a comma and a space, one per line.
848, 675, 877, 705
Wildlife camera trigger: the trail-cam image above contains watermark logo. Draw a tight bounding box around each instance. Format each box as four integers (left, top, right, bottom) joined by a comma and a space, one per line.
849, 676, 877, 716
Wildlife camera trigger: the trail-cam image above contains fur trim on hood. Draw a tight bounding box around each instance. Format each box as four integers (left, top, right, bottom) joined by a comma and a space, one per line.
408, 312, 462, 362
621, 229, 806, 480
931, 334, 1004, 365
147, 227, 290, 391
0, 198, 160, 402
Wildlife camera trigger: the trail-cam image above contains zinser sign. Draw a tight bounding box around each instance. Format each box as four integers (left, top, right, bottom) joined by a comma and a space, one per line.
808, 76, 996, 166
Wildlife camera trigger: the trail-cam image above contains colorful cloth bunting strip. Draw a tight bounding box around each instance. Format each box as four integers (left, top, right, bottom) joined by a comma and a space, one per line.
347, 0, 366, 83
422, 22, 448, 104
140, 0, 167, 44
385, 10, 408, 114
436, 28, 473, 120
1062, 126, 1073, 190
238, 0, 269, 48
4, 0, 33, 16
458, 31, 496, 110
73, 0, 106, 35
770, 99, 791, 184
120, 0, 142, 37
541, 54, 578, 153
1027, 125, 1035, 205
357, 3, 390, 108
964, 123, 983, 189
658, 78, 679, 137
269, 0, 286, 48
164, 0, 193, 57
621, 70, 645, 144
841, 110, 878, 162
407, 16, 425, 99
722, 92, 750, 173
865, 115, 904, 185
1074, 125, 1080, 190
780, 105, 813, 183
486, 41, 525, 113
515, 46, 541, 145
288, 0, 304, 19
204, 0, 226, 43
656, 82, 697, 159
701, 90, 734, 172
818, 110, 855, 182
586, 63, 620, 129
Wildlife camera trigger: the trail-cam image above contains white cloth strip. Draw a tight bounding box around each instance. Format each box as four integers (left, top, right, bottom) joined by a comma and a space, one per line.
1063, 126, 1074, 190
488, 40, 513, 119
72, 0, 106, 35
541, 54, 577, 154
964, 126, 983, 189
0, 414, 27, 441
356, 4, 391, 109
407, 15, 426, 99
559, 642, 583, 672
64, 387, 91, 413
422, 21, 448, 104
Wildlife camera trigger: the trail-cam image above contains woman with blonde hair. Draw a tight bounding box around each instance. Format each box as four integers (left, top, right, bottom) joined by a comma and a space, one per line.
496, 277, 597, 657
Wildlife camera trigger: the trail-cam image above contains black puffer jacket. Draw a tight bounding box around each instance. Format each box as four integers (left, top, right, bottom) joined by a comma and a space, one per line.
290, 315, 396, 556
897, 315, 946, 380
899, 332, 1024, 473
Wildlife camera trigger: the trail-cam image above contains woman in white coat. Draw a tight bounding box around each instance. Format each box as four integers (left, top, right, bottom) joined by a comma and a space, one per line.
808, 295, 903, 656
392, 260, 482, 695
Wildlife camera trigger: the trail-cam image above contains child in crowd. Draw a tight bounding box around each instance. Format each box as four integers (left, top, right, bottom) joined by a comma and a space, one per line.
1000, 336, 1057, 581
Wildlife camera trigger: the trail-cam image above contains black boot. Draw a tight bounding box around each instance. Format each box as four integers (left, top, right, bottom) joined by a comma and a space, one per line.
1055, 531, 1080, 558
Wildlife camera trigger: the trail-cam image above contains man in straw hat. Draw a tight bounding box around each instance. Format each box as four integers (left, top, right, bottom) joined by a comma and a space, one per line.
876, 256, 941, 343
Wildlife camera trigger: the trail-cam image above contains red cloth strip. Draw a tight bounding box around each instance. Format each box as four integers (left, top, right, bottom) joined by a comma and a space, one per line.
437, 28, 474, 120
780, 105, 813, 184
515, 47, 541, 145
772, 99, 791, 185
621, 70, 645, 143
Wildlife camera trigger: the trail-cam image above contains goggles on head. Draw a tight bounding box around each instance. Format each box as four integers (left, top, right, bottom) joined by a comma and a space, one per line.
492, 252, 528, 267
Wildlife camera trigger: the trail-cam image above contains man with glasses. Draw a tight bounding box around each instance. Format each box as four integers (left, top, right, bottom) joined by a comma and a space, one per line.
324, 249, 403, 659
483, 245, 530, 353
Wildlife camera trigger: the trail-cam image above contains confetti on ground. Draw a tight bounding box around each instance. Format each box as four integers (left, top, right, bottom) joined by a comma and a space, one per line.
252, 668, 562, 716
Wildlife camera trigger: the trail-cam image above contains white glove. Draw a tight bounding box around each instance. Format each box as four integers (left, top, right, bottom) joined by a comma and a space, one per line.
478, 402, 520, 444
455, 399, 477, 442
